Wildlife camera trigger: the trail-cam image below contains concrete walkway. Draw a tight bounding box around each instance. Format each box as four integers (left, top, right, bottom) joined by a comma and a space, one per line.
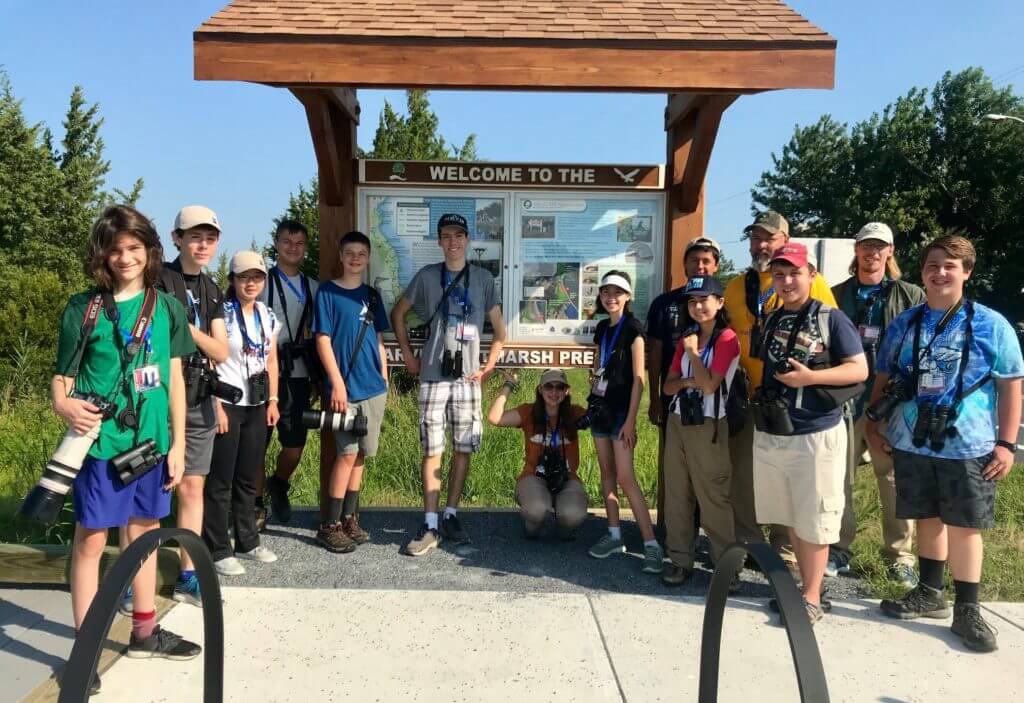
94, 588, 1024, 703
0, 586, 75, 703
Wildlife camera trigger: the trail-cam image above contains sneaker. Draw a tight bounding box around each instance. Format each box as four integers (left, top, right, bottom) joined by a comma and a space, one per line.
118, 586, 133, 617
661, 562, 693, 587
89, 672, 101, 696
342, 515, 371, 545
951, 603, 999, 652
439, 513, 470, 544
728, 571, 743, 594
236, 545, 278, 563
317, 522, 356, 553
266, 475, 292, 524
880, 583, 951, 620
824, 548, 852, 578
172, 573, 202, 607
126, 625, 202, 661
404, 523, 441, 556
588, 533, 626, 559
805, 600, 824, 625
888, 563, 919, 589
641, 542, 665, 574
213, 556, 246, 576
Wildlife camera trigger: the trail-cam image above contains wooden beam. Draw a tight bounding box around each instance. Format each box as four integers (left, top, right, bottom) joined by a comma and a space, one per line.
678, 94, 735, 213
327, 87, 360, 125
291, 88, 346, 208
0, 544, 179, 586
196, 39, 836, 92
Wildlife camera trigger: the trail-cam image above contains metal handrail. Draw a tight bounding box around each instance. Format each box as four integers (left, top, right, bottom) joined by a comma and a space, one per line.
59, 528, 224, 702
699, 542, 830, 702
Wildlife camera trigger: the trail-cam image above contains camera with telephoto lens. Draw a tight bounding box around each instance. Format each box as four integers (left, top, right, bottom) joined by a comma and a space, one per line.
441, 349, 463, 379
112, 439, 161, 485
575, 395, 613, 431
19, 391, 117, 525
866, 376, 913, 423
751, 387, 795, 436
912, 403, 954, 451
676, 390, 706, 426
248, 370, 269, 404
183, 354, 243, 406
536, 446, 569, 494
301, 408, 368, 437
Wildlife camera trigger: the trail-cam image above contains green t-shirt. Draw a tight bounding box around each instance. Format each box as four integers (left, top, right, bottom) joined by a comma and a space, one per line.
55, 289, 196, 458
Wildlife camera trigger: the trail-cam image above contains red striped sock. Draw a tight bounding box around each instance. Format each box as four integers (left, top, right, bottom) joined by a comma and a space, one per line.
132, 610, 156, 640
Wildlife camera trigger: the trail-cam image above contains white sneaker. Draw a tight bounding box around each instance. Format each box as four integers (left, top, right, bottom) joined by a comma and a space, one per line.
236, 545, 278, 563
214, 556, 246, 576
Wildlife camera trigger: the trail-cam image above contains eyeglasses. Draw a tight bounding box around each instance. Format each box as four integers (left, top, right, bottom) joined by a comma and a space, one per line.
543, 383, 569, 392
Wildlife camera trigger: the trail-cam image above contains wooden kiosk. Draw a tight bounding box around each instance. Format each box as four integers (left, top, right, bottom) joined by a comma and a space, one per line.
193, 0, 836, 516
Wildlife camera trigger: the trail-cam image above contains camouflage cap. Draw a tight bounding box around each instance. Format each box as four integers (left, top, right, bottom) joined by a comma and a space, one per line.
743, 211, 789, 237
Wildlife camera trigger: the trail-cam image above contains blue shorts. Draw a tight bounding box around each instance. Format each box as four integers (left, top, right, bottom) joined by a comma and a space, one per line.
72, 456, 171, 529
591, 413, 628, 439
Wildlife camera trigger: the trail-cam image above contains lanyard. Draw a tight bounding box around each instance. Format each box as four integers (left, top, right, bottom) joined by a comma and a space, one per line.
854, 280, 890, 327
685, 334, 716, 379
600, 317, 626, 368
442, 267, 471, 327
758, 286, 776, 316
545, 415, 561, 449
234, 300, 266, 359
186, 289, 202, 328
913, 299, 964, 367
273, 267, 307, 305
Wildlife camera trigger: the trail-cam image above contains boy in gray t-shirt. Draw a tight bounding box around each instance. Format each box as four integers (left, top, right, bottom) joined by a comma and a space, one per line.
392, 213, 506, 556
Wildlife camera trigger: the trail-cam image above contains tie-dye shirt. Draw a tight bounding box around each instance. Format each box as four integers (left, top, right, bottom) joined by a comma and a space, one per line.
876, 301, 1024, 459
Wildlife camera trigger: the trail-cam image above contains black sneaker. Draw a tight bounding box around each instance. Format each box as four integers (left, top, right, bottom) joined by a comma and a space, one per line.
440, 513, 470, 544
266, 474, 292, 524
126, 625, 202, 660
951, 603, 999, 652
880, 583, 951, 620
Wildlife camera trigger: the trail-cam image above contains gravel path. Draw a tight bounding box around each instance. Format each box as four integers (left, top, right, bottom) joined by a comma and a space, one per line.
229, 509, 868, 602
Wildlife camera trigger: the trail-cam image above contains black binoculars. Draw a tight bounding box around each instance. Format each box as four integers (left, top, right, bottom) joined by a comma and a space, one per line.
751, 388, 794, 436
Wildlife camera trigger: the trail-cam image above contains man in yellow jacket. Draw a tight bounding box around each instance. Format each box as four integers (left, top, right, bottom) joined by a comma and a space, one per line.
723, 211, 837, 565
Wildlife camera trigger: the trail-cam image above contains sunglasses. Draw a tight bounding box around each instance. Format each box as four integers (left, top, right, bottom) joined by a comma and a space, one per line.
543, 383, 569, 392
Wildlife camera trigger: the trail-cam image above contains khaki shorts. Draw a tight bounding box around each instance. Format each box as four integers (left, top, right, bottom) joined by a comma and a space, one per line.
333, 392, 387, 458
752, 421, 846, 545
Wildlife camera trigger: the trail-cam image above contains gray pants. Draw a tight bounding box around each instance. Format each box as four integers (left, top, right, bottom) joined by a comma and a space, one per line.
515, 476, 588, 536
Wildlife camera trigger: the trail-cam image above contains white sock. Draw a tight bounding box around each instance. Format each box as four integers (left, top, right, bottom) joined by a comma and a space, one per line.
425, 512, 439, 530
644, 539, 660, 549
444, 507, 458, 519
609, 526, 622, 540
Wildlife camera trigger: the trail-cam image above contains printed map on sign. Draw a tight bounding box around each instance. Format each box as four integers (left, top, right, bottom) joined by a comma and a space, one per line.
365, 194, 504, 317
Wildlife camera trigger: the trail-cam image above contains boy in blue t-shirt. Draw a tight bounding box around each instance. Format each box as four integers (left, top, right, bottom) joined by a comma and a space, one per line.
868, 235, 1023, 652
312, 230, 390, 552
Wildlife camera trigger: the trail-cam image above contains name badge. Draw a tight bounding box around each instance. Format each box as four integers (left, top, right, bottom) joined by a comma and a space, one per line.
859, 325, 881, 343
918, 372, 945, 395
459, 323, 478, 341
133, 365, 161, 393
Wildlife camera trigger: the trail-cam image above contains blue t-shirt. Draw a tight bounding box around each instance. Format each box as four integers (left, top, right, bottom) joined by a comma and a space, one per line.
313, 282, 390, 402
876, 301, 1024, 459
761, 304, 864, 435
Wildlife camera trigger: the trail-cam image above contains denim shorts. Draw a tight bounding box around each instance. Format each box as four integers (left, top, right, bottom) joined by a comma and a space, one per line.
72, 456, 171, 529
591, 412, 628, 439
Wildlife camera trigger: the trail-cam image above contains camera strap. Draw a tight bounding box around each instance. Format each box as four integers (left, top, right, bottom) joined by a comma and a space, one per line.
760, 300, 816, 390
60, 292, 114, 378
423, 264, 469, 338
342, 286, 381, 385
744, 268, 777, 340
853, 279, 893, 328
910, 299, 967, 400
105, 288, 159, 437
269, 267, 313, 345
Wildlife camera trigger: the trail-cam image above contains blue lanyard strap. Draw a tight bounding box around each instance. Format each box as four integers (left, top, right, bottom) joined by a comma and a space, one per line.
600, 318, 626, 368
186, 289, 203, 330
758, 286, 776, 316
273, 267, 306, 304
443, 268, 471, 325
234, 300, 265, 358
544, 414, 561, 449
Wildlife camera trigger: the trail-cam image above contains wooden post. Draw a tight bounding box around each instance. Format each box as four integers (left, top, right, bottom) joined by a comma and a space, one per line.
292, 87, 359, 520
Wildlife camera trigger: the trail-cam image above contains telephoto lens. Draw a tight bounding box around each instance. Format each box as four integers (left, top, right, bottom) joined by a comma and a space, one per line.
208, 377, 243, 404
301, 409, 368, 437
20, 392, 116, 524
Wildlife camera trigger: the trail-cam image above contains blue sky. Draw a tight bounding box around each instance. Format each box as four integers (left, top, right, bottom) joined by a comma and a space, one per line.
3, 1, 1022, 268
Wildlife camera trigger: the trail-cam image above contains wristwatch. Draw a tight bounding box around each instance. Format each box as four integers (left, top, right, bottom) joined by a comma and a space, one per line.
995, 439, 1016, 452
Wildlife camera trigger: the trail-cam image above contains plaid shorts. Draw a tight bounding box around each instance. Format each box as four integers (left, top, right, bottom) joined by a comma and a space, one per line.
418, 379, 483, 456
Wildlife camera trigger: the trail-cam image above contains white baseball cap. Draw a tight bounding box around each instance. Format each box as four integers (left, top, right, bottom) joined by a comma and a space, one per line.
174, 205, 221, 232
230, 250, 267, 275
855, 222, 894, 245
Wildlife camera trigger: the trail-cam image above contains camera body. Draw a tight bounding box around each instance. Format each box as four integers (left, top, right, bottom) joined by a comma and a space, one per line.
575, 395, 612, 431
184, 354, 243, 406
866, 376, 913, 423
441, 349, 464, 379
773, 359, 794, 375
536, 447, 569, 493
912, 403, 954, 451
301, 408, 369, 437
751, 387, 795, 436
675, 390, 706, 426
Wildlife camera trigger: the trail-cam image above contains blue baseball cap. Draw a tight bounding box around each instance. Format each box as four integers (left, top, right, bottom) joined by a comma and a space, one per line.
437, 213, 469, 235
682, 275, 724, 298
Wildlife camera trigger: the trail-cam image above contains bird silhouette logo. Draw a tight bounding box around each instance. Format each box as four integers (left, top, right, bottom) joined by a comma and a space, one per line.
614, 168, 640, 184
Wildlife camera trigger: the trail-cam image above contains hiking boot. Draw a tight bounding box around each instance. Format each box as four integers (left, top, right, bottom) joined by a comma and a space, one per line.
888, 563, 919, 589
236, 545, 278, 563
880, 583, 951, 620
119, 586, 133, 617
126, 625, 202, 661
824, 548, 851, 578
588, 533, 625, 559
266, 475, 292, 524
342, 515, 371, 545
317, 522, 356, 553
404, 524, 441, 556
641, 542, 665, 574
213, 556, 246, 576
661, 562, 693, 587
951, 603, 998, 652
440, 513, 470, 544
172, 573, 202, 607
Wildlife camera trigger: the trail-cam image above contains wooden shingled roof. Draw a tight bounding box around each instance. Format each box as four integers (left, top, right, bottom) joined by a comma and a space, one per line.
197, 0, 834, 44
